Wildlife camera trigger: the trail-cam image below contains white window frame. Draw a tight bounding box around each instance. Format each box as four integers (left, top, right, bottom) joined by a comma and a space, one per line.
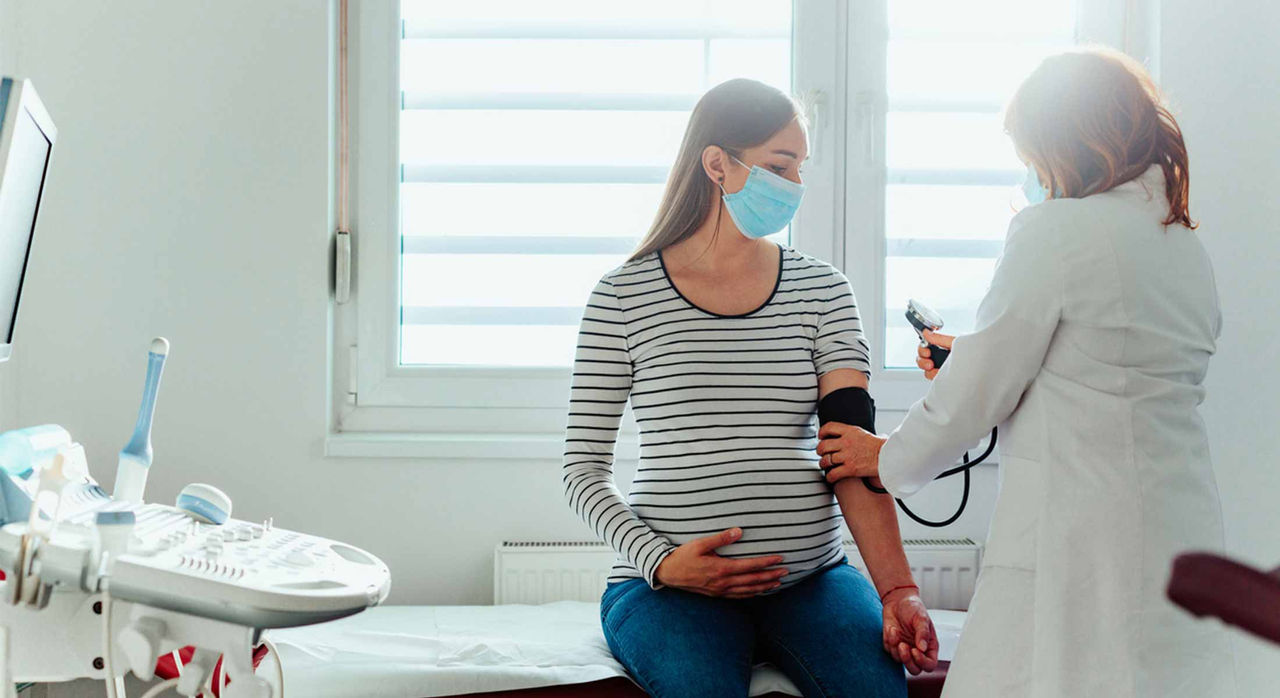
329, 0, 1145, 456
842, 0, 1142, 412
330, 0, 846, 455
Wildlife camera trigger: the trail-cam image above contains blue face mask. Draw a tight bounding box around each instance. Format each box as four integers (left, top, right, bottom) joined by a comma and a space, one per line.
718, 154, 806, 239
1022, 164, 1048, 204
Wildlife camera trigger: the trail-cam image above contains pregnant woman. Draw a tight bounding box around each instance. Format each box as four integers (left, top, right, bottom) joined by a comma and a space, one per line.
562, 79, 937, 698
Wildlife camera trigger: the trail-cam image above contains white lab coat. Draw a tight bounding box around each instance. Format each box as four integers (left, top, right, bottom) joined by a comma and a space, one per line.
879, 166, 1236, 698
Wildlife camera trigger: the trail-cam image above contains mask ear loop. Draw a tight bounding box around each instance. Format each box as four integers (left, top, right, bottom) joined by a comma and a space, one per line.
711, 150, 734, 247
706, 147, 741, 254
711, 176, 724, 247
716, 146, 747, 197
716, 147, 736, 196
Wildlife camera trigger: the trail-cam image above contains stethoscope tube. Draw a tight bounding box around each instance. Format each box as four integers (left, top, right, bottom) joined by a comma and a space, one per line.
882, 299, 996, 527
862, 426, 997, 528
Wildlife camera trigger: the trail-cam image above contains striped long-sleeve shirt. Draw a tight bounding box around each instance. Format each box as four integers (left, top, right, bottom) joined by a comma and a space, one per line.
562, 245, 871, 591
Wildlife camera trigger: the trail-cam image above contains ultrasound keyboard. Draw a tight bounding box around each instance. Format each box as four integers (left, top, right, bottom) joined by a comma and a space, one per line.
0, 499, 390, 629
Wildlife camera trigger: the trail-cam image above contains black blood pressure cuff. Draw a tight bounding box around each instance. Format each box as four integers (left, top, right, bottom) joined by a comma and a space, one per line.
818, 387, 888, 494
817, 386, 876, 433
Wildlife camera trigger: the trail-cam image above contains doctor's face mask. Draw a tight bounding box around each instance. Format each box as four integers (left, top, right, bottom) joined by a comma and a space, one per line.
1005, 47, 1195, 228
1022, 164, 1048, 204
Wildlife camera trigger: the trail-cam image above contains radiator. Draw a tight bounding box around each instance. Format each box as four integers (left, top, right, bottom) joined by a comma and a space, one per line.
494, 538, 982, 610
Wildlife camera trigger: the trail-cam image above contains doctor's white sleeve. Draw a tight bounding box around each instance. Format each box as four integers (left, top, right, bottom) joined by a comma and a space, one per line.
562, 277, 676, 589
878, 206, 1065, 497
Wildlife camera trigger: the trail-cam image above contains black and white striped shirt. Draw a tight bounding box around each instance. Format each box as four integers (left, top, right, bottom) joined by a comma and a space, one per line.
562, 245, 871, 591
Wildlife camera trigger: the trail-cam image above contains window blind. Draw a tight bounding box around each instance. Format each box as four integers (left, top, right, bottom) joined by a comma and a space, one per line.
881, 0, 1077, 367
398, 0, 793, 367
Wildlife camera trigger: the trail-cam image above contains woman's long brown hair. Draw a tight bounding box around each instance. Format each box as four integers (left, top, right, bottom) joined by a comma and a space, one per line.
1005, 47, 1195, 228
628, 79, 803, 262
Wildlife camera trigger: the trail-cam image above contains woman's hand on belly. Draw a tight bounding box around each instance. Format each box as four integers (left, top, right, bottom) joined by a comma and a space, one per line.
654, 527, 789, 599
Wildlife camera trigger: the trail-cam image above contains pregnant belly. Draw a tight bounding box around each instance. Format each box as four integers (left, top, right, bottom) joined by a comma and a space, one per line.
629, 461, 844, 583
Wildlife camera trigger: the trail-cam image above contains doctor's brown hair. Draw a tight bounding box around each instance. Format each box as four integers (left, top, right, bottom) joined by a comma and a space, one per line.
629, 79, 803, 261
1005, 47, 1195, 228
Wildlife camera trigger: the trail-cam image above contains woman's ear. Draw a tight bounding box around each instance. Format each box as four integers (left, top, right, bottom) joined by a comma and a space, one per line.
701, 145, 728, 187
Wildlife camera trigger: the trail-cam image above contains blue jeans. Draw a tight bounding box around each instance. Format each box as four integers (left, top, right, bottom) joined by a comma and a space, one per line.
600, 560, 907, 698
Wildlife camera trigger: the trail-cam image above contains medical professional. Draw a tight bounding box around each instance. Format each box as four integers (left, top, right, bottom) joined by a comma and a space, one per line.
817, 48, 1236, 697
563, 78, 937, 698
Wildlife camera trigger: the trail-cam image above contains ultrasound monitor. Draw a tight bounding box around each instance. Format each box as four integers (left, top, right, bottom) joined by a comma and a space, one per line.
0, 77, 56, 363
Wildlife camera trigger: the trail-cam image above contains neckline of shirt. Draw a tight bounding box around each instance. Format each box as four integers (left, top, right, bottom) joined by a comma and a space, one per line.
655, 242, 786, 319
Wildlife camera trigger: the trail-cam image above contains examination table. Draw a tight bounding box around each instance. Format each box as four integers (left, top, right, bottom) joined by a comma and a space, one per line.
265, 601, 962, 697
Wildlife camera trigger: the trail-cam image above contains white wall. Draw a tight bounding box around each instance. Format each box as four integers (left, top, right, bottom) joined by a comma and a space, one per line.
1159, 0, 1280, 693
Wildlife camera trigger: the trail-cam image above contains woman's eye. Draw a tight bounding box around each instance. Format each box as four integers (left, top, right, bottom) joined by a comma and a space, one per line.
770, 166, 787, 174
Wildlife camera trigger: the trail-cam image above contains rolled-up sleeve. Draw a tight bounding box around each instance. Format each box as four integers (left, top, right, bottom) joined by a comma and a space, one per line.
813, 268, 872, 378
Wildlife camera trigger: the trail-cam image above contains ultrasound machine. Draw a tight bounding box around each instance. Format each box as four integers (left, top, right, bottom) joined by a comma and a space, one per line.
0, 77, 391, 697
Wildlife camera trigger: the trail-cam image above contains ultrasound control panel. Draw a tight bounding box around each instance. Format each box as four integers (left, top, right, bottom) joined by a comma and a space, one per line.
0, 502, 391, 629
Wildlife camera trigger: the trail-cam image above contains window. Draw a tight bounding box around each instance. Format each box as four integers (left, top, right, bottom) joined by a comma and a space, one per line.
842, 0, 1129, 410
397, 0, 795, 368
335, 0, 1131, 450
337, 0, 841, 444
880, 0, 1076, 369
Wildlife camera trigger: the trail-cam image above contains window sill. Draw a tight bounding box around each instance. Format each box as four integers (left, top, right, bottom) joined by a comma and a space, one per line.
324, 431, 640, 460
324, 430, 997, 474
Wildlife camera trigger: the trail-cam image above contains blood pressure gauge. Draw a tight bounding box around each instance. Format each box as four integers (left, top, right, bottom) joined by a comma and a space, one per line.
905, 299, 950, 369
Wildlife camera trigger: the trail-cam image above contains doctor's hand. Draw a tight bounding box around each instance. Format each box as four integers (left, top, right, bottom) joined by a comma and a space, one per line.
916, 329, 955, 380
654, 528, 789, 599
817, 422, 887, 487
881, 588, 940, 675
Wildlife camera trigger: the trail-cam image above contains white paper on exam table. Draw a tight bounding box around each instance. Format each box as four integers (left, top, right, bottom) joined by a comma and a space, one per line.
267, 601, 964, 697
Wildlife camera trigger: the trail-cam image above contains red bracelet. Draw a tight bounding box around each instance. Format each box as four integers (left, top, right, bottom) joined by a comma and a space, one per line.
880, 584, 919, 602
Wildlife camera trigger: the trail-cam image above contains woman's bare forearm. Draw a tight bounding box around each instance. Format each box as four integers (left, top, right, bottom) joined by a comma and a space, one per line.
833, 474, 915, 597
816, 368, 916, 597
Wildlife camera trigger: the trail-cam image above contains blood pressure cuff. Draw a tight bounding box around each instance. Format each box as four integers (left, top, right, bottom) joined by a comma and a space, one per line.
818, 387, 888, 494
817, 386, 876, 433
